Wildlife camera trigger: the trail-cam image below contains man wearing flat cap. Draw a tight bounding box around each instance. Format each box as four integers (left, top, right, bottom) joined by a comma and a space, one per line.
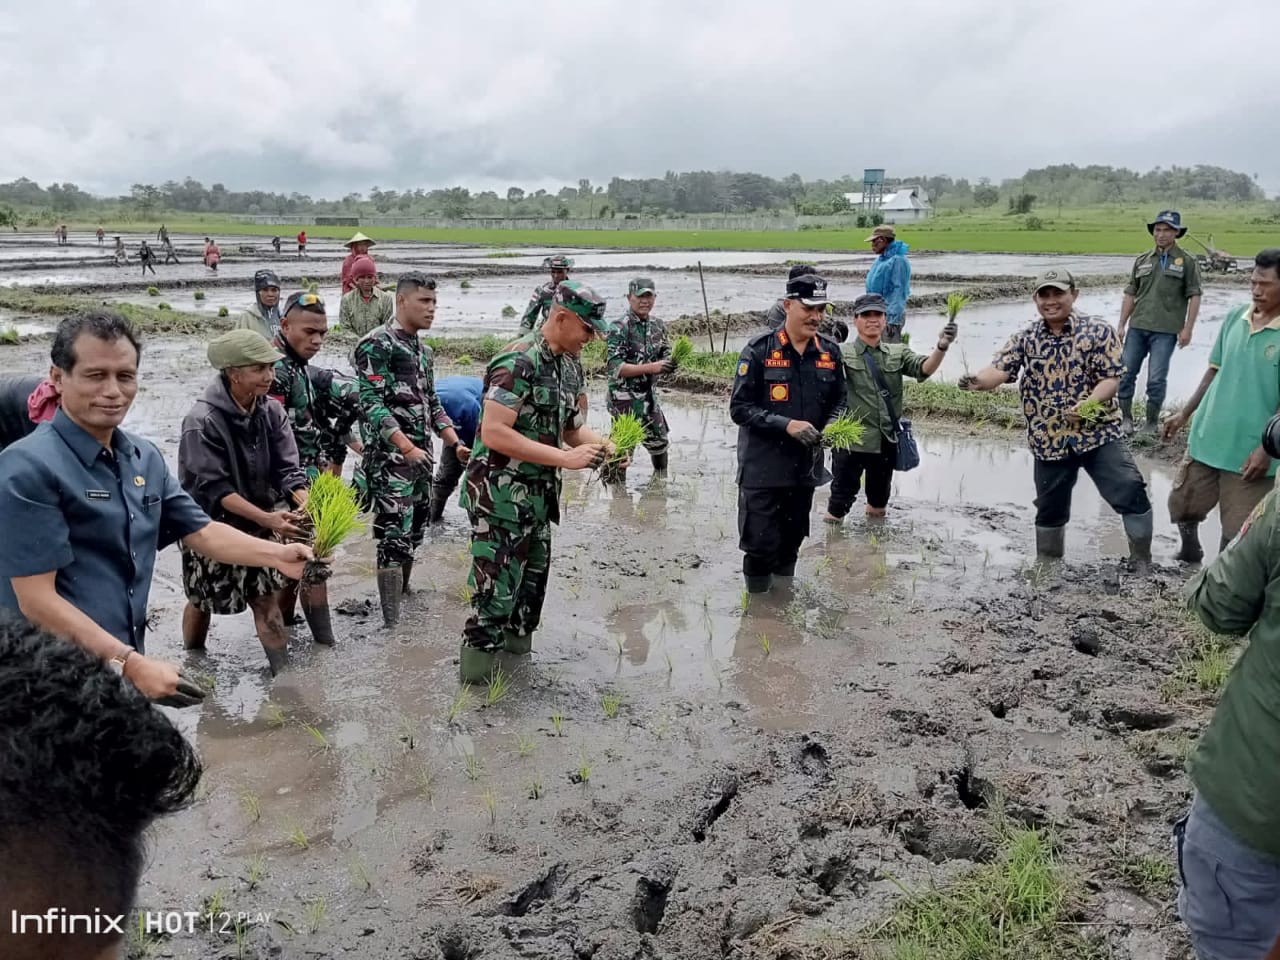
604, 276, 675, 484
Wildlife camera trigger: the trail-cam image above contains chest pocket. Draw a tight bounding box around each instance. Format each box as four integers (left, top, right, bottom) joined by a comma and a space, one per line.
1136, 264, 1154, 278
388, 351, 420, 388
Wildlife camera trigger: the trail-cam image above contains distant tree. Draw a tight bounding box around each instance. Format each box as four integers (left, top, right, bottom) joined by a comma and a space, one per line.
974, 183, 1000, 207
440, 187, 471, 218
1007, 193, 1036, 215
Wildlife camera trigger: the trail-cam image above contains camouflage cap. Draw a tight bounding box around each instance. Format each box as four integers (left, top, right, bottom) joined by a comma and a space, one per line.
628, 277, 656, 296
208, 329, 283, 370
543, 255, 574, 271
1033, 268, 1076, 292
554, 280, 610, 334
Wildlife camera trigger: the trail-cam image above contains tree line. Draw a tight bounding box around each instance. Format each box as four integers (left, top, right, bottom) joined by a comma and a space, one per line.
0, 164, 1266, 226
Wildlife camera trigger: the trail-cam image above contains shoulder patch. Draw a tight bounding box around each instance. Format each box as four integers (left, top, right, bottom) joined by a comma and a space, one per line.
737, 360, 749, 377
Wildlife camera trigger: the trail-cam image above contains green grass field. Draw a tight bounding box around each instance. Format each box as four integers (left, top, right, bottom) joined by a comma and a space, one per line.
127, 201, 1278, 257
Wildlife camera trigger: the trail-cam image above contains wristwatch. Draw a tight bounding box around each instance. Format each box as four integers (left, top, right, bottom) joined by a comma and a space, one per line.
108, 649, 134, 677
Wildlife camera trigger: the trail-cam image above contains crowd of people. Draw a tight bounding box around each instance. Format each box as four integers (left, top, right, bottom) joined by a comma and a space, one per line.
2, 217, 1280, 957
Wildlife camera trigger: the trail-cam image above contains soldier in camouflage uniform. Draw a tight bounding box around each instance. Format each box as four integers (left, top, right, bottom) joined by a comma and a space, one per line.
459, 280, 614, 683
309, 366, 362, 475
518, 254, 574, 333
603, 277, 676, 484
354, 272, 468, 626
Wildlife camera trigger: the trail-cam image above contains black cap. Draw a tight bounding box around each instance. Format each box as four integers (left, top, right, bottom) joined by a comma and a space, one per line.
852, 293, 888, 316
784, 274, 829, 306
284, 291, 326, 315
254, 269, 281, 292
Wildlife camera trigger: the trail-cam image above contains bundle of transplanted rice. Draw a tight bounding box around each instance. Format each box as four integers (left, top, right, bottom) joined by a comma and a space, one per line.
301, 473, 363, 582
1076, 398, 1107, 424
945, 292, 971, 322
607, 412, 647, 463
670, 335, 695, 365
822, 414, 866, 451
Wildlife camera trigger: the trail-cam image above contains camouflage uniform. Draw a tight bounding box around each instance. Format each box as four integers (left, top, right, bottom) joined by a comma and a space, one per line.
353, 321, 454, 567
518, 255, 574, 333
460, 282, 607, 654
269, 337, 329, 475
309, 367, 361, 469
606, 295, 671, 461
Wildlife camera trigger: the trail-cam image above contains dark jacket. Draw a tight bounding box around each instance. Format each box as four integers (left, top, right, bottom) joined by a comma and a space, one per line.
178, 376, 307, 535
0, 375, 43, 452
730, 327, 846, 488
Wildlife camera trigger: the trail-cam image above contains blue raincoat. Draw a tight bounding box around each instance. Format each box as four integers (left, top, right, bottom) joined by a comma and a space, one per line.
865, 240, 912, 329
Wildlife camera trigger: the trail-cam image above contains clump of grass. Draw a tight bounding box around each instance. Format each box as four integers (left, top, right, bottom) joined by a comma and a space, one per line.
287, 821, 310, 850
217, 305, 229, 318
264, 702, 287, 728
485, 666, 512, 707
456, 353, 473, 364
350, 855, 373, 891
464, 751, 482, 781
156, 302, 171, 311
0, 326, 18, 345
501, 304, 517, 317
481, 787, 498, 825
193, 290, 206, 301
528, 779, 543, 799
550, 710, 565, 737
240, 791, 262, 822
301, 722, 329, 754
575, 754, 593, 784
945, 291, 971, 322
671, 335, 695, 365
412, 762, 435, 801
1076, 398, 1108, 424
823, 414, 866, 451
515, 733, 536, 758
304, 897, 326, 934
146, 285, 159, 296
447, 684, 473, 723
606, 412, 647, 465
601, 692, 623, 719
307, 282, 319, 294
759, 633, 771, 657
244, 853, 267, 890
580, 338, 607, 373
460, 279, 473, 290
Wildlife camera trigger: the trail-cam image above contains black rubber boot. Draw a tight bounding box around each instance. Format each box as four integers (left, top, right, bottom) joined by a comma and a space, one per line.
1119, 398, 1134, 436
1123, 510, 1154, 573
1142, 404, 1162, 435
428, 492, 446, 525
503, 629, 533, 655
1176, 522, 1204, 563
263, 645, 290, 676
376, 568, 402, 626
650, 452, 669, 475
402, 560, 415, 595
1035, 525, 1066, 559
773, 560, 797, 578
302, 598, 335, 646
744, 573, 772, 594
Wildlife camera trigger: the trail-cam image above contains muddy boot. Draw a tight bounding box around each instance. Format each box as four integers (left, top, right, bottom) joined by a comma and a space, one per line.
650, 452, 669, 476
376, 567, 402, 627
503, 629, 533, 656
773, 560, 796, 578
402, 560, 415, 595
1176, 522, 1204, 563
459, 643, 496, 684
1034, 525, 1066, 559
744, 572, 772, 594
1123, 510, 1154, 572
1143, 403, 1162, 435
302, 598, 335, 646
263, 644, 290, 676
428, 492, 446, 525
1119, 398, 1135, 436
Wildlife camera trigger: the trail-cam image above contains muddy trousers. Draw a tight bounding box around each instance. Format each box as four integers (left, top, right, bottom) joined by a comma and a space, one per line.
738, 486, 814, 577
1032, 441, 1150, 528
373, 504, 429, 568
827, 441, 895, 516
462, 515, 552, 651
360, 452, 434, 567
430, 444, 466, 521
1168, 455, 1272, 547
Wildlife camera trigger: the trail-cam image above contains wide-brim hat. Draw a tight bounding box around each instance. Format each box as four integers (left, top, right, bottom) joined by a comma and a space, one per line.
208, 329, 284, 370
1146, 210, 1187, 238
344, 231, 376, 247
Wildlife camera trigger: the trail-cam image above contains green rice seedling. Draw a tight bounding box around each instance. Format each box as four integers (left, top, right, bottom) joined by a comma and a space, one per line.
664, 652, 674, 674
303, 473, 364, 571
576, 753, 593, 784
202, 885, 227, 919
300, 722, 329, 753
300, 276, 311, 286
601, 692, 623, 719
398, 714, 417, 751
550, 710, 565, 737
307, 281, 319, 294
264, 702, 286, 728
869, 532, 881, 548
515, 733, 536, 758
411, 762, 435, 801
815, 555, 832, 575
481, 787, 498, 825
456, 354, 472, 364
528, 779, 543, 799
945, 291, 971, 322
671, 335, 695, 365
350, 855, 372, 891
146, 285, 159, 296
460, 279, 473, 289
457, 583, 473, 604
1076, 398, 1108, 424
822, 414, 866, 451
873, 556, 888, 579
244, 853, 266, 890
156, 302, 171, 311
464, 751, 482, 781
304, 897, 326, 934
759, 633, 771, 656
193, 290, 206, 301
447, 684, 473, 723
607, 413, 647, 463
218, 305, 229, 318
485, 666, 512, 707
240, 791, 261, 822
739, 588, 750, 613
501, 304, 516, 317
287, 821, 309, 850
0, 327, 17, 346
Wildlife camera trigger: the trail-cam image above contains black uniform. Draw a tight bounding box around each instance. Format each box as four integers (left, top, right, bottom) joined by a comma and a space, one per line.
0, 375, 44, 452
730, 326, 846, 584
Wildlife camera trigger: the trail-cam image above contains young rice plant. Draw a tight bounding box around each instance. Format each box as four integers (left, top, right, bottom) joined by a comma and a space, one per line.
607, 413, 647, 463
823, 414, 866, 451
670, 335, 695, 365
303, 473, 363, 581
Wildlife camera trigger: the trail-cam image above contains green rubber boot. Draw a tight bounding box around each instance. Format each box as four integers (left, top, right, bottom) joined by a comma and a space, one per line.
503, 629, 533, 655
459, 644, 497, 684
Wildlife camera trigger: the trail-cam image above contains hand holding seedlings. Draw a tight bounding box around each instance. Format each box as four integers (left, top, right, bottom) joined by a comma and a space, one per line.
786, 420, 822, 447
937, 322, 959, 350
670, 335, 695, 367
822, 414, 867, 451
265, 508, 308, 539
1072, 398, 1107, 425
563, 443, 607, 470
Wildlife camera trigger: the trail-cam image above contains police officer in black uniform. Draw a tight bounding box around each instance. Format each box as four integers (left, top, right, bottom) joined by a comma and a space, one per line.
731, 274, 847, 593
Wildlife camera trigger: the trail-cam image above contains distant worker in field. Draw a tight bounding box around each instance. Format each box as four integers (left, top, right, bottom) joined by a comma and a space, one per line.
157, 223, 169, 245
95, 226, 104, 247
203, 236, 221, 272
162, 234, 179, 264
959, 268, 1153, 566
341, 231, 377, 294
112, 235, 127, 266
297, 229, 308, 258
604, 277, 676, 484
338, 255, 394, 336
1162, 247, 1280, 562
769, 264, 848, 341
272, 235, 282, 255
864, 225, 911, 342
731, 274, 847, 594
519, 254, 574, 332
428, 375, 483, 523
138, 240, 157, 276
234, 269, 283, 340
1115, 210, 1202, 435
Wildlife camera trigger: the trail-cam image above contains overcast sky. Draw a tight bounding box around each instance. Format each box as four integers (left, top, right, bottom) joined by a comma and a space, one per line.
0, 0, 1272, 198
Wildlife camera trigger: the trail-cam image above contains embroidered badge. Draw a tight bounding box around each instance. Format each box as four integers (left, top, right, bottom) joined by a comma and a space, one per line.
777, 330, 789, 346
764, 358, 791, 368
737, 361, 749, 377
133, 476, 146, 487
816, 360, 837, 369
770, 383, 790, 402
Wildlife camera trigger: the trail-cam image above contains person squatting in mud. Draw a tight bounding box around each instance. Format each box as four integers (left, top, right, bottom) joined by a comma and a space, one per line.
429, 375, 483, 524
960, 268, 1153, 567
0, 312, 314, 706
603, 276, 676, 485
519, 254, 574, 333
178, 329, 311, 675
458, 281, 616, 683
354, 271, 468, 627
824, 293, 956, 523
731, 273, 847, 594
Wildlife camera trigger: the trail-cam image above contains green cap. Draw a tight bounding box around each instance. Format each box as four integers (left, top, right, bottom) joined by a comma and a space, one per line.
1033, 268, 1076, 292
553, 280, 610, 334
208, 329, 283, 370
628, 277, 656, 296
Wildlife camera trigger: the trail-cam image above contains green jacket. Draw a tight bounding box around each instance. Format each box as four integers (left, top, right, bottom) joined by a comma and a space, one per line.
1124, 243, 1202, 334
841, 336, 930, 453
339, 287, 394, 337
1186, 489, 1280, 857
233, 302, 279, 341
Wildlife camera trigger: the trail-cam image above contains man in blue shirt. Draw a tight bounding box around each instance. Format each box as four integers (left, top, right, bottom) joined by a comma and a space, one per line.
0, 312, 316, 705
429, 375, 483, 523
865, 225, 912, 342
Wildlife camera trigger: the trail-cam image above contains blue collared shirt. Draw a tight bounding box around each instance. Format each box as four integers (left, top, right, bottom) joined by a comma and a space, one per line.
0, 409, 210, 652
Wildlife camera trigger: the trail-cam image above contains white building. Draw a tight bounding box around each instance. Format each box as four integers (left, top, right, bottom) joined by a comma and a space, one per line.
842, 184, 933, 224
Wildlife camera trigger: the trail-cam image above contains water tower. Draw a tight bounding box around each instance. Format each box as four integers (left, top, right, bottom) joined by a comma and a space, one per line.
862, 168, 885, 211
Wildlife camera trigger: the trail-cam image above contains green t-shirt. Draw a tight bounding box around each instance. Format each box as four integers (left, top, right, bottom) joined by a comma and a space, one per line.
841, 337, 929, 453
1124, 244, 1202, 334
1188, 490, 1280, 858
1187, 304, 1280, 478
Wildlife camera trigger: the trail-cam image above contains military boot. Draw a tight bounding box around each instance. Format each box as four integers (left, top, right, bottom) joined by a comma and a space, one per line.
503, 628, 533, 656
650, 452, 669, 475
1123, 510, 1154, 572
459, 643, 497, 684
1176, 522, 1204, 563
1119, 398, 1135, 436
402, 560, 415, 595
1035, 525, 1066, 559
376, 567, 402, 626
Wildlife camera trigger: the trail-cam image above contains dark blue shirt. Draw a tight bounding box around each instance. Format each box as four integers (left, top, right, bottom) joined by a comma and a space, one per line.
0, 409, 210, 652
436, 376, 483, 447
